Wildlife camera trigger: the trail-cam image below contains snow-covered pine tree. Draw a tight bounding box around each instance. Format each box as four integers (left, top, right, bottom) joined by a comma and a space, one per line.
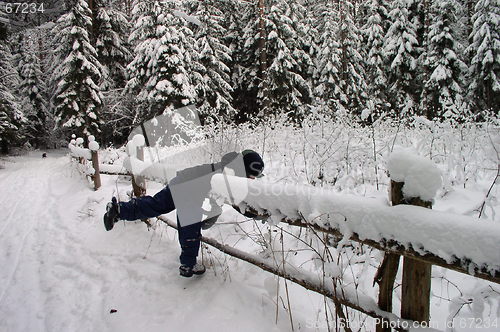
126, 0, 198, 120
215, 0, 254, 122
425, 0, 466, 120
234, 2, 263, 120
360, 0, 391, 121
18, 32, 49, 149
0, 39, 24, 154
384, 0, 420, 118
92, 0, 133, 145
50, 0, 104, 138
337, 0, 367, 117
264, 0, 312, 122
313, 1, 344, 115
300, 1, 320, 107
94, 0, 131, 90
466, 0, 500, 114
188, 0, 235, 120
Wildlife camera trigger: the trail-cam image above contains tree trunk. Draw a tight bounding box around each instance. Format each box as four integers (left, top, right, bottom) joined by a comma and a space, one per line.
88, 0, 96, 47
1, 139, 9, 155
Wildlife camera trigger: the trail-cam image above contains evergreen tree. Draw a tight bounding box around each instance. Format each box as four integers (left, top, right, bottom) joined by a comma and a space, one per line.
361, 0, 391, 121
50, 0, 104, 137
189, 0, 235, 119
235, 2, 262, 120
313, 1, 344, 114
125, 0, 198, 120
18, 37, 49, 149
300, 0, 320, 104
0, 40, 24, 154
425, 0, 466, 119
466, 0, 500, 113
384, 0, 420, 117
337, 0, 367, 116
264, 0, 312, 121
94, 0, 131, 90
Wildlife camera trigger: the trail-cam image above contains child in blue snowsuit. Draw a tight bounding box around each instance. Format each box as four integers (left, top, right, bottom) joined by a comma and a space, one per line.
103, 150, 264, 277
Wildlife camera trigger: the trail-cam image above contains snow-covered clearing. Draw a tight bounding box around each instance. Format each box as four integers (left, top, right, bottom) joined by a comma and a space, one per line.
0, 148, 499, 332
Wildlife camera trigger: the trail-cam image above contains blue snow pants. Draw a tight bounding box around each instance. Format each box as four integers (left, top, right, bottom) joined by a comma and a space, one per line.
118, 186, 202, 268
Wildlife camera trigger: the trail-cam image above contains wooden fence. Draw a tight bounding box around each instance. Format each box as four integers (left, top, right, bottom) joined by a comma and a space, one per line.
101, 166, 500, 332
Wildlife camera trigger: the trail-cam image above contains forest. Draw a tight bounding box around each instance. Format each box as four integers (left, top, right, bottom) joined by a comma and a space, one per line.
0, 0, 499, 153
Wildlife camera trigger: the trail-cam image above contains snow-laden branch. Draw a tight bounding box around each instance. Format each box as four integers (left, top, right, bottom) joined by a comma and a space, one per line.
210, 174, 500, 284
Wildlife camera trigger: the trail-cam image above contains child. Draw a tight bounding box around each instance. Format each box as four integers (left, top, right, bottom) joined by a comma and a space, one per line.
103, 150, 264, 277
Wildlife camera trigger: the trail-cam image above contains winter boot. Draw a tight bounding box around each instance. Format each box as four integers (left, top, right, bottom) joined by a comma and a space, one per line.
104, 197, 119, 231
179, 263, 206, 278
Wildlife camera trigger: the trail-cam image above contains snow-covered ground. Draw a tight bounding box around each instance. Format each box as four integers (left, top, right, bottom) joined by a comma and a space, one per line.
0, 149, 499, 332
0, 150, 329, 332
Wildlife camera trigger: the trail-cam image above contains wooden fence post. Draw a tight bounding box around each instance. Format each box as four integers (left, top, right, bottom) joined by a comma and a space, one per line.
375, 180, 404, 332
393, 180, 432, 325
375, 252, 400, 332
91, 150, 101, 190
376, 180, 433, 331
131, 144, 146, 199
88, 137, 101, 191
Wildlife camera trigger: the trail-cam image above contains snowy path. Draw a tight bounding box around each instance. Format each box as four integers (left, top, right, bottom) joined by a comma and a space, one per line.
0, 152, 106, 331
0, 152, 316, 332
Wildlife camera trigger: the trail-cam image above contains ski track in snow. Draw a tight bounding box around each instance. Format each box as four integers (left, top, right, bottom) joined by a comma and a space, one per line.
0, 153, 110, 331
0, 155, 53, 331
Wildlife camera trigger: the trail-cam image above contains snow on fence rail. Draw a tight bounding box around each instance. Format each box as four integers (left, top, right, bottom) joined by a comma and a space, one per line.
210, 174, 500, 284
207, 173, 500, 331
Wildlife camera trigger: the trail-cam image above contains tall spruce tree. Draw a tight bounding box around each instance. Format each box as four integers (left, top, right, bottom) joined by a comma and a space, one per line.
94, 0, 131, 90
425, 0, 466, 119
264, 0, 312, 121
384, 0, 420, 117
220, 0, 256, 122
236, 2, 263, 120
313, 1, 344, 114
466, 0, 500, 114
50, 0, 104, 137
361, 0, 391, 121
189, 0, 235, 119
126, 0, 198, 120
337, 0, 367, 116
18, 37, 48, 149
0, 39, 24, 154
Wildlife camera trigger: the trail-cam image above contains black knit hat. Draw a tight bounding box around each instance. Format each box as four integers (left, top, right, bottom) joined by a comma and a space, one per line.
242, 150, 264, 178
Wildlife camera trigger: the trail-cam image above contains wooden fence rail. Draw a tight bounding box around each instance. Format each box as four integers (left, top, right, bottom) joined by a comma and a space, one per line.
281, 217, 500, 285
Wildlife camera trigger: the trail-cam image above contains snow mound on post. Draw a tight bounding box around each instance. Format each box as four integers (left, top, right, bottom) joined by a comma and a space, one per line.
88, 141, 99, 151
387, 147, 442, 202
132, 134, 145, 147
